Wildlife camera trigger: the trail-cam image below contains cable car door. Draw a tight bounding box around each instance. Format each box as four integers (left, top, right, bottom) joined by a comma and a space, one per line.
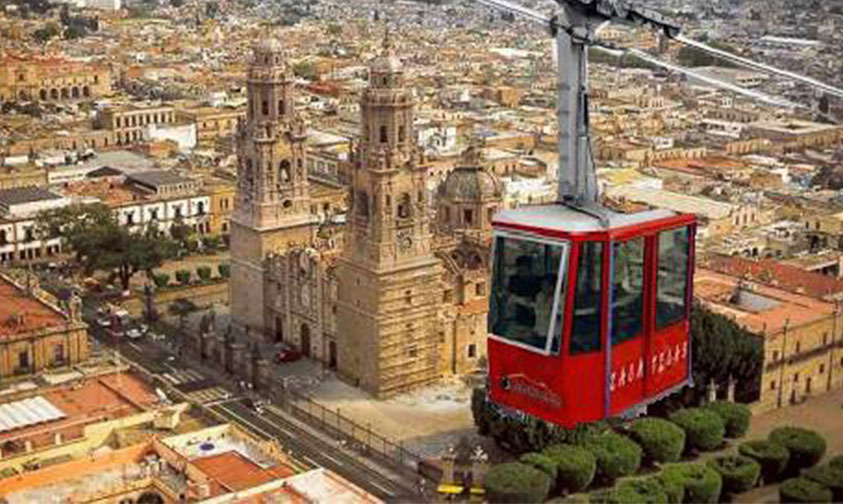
608, 236, 649, 416
645, 225, 693, 397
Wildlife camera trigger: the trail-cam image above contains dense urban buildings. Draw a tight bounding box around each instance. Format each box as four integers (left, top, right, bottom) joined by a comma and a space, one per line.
1, 0, 843, 500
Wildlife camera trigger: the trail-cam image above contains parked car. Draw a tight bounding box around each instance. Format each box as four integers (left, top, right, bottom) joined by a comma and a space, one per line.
274, 349, 302, 363
148, 332, 166, 342
126, 328, 143, 340
96, 317, 112, 328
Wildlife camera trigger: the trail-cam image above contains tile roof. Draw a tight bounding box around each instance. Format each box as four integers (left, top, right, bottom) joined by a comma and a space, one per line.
0, 277, 65, 339
192, 451, 295, 492
703, 255, 843, 299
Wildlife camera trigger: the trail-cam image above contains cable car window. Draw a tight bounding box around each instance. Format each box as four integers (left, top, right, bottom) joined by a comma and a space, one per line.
657, 227, 691, 329
611, 238, 645, 345
489, 233, 566, 353
570, 242, 603, 354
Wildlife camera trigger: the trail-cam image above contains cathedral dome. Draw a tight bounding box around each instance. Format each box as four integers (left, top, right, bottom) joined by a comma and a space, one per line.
371, 52, 403, 73
254, 36, 283, 55
440, 165, 503, 202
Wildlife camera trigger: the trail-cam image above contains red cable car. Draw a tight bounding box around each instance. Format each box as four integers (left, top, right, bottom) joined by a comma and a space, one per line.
487, 206, 695, 427
479, 0, 843, 427
481, 0, 696, 427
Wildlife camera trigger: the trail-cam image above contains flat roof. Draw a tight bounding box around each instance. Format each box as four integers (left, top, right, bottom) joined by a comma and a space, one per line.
0, 372, 159, 444
0, 186, 63, 207
494, 204, 677, 234
192, 451, 294, 492
129, 170, 193, 189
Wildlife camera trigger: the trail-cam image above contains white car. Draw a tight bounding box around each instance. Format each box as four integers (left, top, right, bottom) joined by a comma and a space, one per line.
126, 328, 143, 340
148, 332, 166, 342
97, 317, 112, 328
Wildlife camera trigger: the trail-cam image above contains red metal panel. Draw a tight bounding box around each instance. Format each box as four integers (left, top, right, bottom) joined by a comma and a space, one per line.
487, 214, 697, 427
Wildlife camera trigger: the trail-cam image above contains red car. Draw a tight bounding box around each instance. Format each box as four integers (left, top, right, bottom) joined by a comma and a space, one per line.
274, 349, 302, 363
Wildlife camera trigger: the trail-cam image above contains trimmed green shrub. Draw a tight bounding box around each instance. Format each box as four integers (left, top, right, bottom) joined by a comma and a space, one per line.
581, 432, 642, 485
769, 427, 826, 476
705, 401, 752, 438
485, 462, 551, 503
803, 464, 843, 501
218, 263, 231, 278
152, 273, 170, 288
779, 477, 832, 503
668, 408, 725, 452
657, 474, 685, 504
196, 265, 212, 282
661, 463, 723, 504
520, 452, 558, 483
543, 444, 596, 494
175, 269, 191, 285
829, 455, 843, 470
590, 478, 668, 504
630, 417, 686, 464
738, 439, 789, 483
202, 235, 220, 251
707, 455, 761, 495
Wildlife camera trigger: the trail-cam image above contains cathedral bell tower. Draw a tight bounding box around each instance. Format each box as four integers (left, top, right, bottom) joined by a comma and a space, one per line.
335, 34, 443, 397
230, 37, 315, 337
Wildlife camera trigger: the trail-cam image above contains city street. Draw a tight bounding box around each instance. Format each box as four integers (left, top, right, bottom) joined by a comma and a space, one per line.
45, 273, 426, 503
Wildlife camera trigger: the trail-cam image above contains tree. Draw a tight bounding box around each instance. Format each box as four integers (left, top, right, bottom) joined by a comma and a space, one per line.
652, 302, 763, 413
33, 22, 60, 43
37, 203, 177, 291
168, 297, 197, 331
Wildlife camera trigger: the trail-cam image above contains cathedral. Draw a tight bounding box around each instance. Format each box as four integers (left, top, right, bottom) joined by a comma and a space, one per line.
229, 34, 504, 398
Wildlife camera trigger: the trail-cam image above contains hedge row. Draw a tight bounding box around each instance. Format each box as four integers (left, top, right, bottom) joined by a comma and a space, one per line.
660, 463, 723, 504
704, 401, 752, 438
738, 439, 790, 482
630, 417, 686, 465
485, 462, 552, 503
769, 426, 827, 477
707, 455, 760, 495
542, 444, 595, 494
668, 408, 725, 452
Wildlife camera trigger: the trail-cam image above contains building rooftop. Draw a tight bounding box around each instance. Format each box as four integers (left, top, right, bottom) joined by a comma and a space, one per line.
0, 186, 63, 207
192, 451, 294, 492
606, 185, 734, 220
703, 255, 843, 300
0, 372, 159, 446
0, 276, 66, 340
695, 268, 835, 336
129, 170, 194, 190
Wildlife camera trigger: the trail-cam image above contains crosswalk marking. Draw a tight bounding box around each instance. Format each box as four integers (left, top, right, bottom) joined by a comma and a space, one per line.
162, 369, 205, 385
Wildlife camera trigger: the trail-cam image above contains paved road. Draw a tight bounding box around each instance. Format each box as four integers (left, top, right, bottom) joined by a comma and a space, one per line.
209, 400, 420, 501
45, 274, 425, 503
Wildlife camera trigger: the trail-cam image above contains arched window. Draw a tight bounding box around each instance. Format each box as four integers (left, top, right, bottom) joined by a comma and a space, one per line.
262, 100, 269, 116
379, 125, 388, 144
278, 99, 285, 115
397, 193, 411, 219
279, 160, 291, 182
39, 89, 47, 101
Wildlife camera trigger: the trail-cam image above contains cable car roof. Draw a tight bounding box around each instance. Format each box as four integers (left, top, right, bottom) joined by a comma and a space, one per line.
494, 205, 680, 235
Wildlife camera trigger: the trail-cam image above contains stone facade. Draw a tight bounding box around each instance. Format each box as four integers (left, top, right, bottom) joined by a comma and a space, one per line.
228, 35, 501, 398
0, 273, 88, 379
0, 55, 111, 104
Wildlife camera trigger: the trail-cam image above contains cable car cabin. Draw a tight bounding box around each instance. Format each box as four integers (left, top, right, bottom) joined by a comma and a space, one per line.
487, 205, 696, 427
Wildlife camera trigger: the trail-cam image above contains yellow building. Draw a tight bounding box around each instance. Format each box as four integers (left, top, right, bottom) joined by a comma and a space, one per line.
0, 55, 111, 104
0, 272, 87, 380
177, 106, 246, 145
695, 269, 843, 413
